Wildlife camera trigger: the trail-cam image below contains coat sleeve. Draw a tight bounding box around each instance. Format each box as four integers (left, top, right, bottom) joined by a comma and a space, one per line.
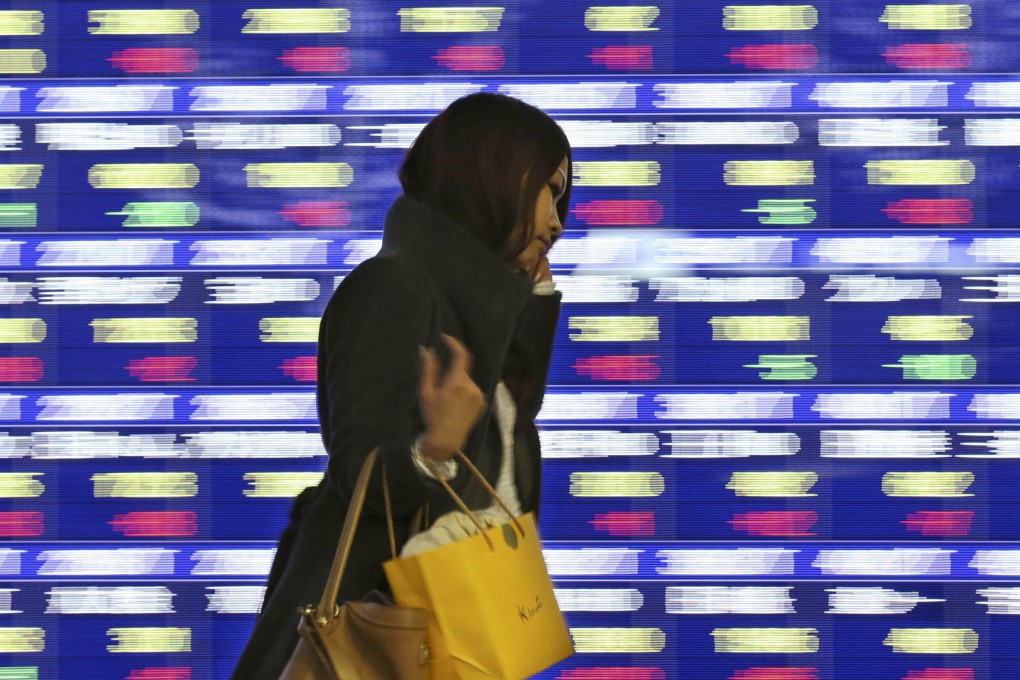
502, 290, 562, 514
501, 290, 562, 422
318, 257, 442, 518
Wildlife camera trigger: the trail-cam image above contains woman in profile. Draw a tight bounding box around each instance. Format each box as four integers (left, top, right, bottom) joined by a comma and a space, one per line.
231, 91, 572, 678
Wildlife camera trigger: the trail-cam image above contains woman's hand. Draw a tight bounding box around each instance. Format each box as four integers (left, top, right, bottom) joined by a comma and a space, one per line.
533, 254, 553, 285
418, 334, 486, 462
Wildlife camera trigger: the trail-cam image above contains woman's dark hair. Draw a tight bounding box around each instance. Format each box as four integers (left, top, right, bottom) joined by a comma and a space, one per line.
399, 92, 572, 258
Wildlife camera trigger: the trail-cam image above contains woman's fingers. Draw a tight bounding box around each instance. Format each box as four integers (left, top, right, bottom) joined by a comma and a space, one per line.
418, 345, 438, 401
441, 333, 473, 375
419, 335, 474, 396
417, 335, 486, 460
441, 334, 483, 409
534, 255, 553, 283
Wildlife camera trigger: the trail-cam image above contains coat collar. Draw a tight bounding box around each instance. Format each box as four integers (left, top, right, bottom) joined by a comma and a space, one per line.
379, 194, 534, 353
379, 194, 540, 510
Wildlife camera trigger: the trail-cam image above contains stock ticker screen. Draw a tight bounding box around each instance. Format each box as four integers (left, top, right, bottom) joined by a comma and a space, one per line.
3, 1, 1020, 679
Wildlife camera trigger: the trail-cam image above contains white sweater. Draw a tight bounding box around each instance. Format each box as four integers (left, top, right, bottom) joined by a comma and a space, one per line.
401, 281, 553, 555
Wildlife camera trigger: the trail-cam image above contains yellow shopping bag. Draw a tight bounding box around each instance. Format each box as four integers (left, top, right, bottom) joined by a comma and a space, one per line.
383, 454, 573, 680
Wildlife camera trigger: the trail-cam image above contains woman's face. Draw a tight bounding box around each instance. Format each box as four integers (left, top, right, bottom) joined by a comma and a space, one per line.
509, 156, 569, 280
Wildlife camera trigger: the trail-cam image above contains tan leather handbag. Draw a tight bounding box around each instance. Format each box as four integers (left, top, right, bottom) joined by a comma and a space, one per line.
278, 449, 430, 680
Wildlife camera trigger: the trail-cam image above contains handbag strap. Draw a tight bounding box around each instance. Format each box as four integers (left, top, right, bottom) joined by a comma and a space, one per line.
315, 448, 398, 626
382, 465, 396, 558
426, 450, 526, 551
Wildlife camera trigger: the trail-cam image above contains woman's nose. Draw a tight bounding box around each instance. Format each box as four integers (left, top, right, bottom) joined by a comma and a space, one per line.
549, 214, 563, 238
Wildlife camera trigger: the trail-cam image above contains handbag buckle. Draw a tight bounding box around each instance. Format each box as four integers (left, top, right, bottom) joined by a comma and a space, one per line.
311, 604, 341, 632
298, 604, 331, 629
419, 643, 430, 666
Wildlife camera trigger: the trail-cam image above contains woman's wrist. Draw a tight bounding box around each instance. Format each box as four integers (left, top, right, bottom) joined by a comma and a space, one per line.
411, 433, 458, 481
418, 433, 458, 462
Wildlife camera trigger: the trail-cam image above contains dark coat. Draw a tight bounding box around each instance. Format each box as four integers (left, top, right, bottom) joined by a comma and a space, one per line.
230, 194, 561, 679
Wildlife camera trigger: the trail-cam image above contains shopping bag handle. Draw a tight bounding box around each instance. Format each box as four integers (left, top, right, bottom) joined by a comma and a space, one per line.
425, 450, 526, 551
315, 446, 525, 625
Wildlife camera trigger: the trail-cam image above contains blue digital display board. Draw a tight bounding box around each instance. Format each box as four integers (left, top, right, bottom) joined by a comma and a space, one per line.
0, 1, 1019, 678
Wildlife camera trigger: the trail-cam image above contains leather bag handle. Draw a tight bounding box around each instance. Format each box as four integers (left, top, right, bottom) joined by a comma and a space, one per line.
315, 448, 394, 627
